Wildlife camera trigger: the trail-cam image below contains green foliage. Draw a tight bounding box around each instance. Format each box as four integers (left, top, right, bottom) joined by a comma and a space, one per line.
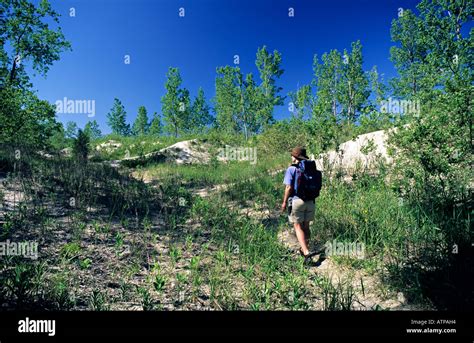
214, 46, 284, 139
240, 72, 265, 137
390, 0, 472, 98
190, 87, 213, 134
169, 244, 182, 265
214, 66, 263, 139
84, 120, 102, 140
48, 121, 68, 149
0, 0, 71, 88
132, 106, 149, 136
312, 50, 343, 120
382, 2, 472, 305
64, 121, 78, 140
79, 258, 92, 270
72, 129, 89, 161
255, 45, 285, 126
89, 289, 110, 311
47, 273, 75, 309
214, 65, 243, 134
153, 274, 167, 292
60, 242, 81, 261
92, 134, 178, 161
288, 84, 312, 120
0, 86, 59, 148
340, 41, 371, 122
389, 89, 472, 245
256, 118, 313, 156
388, 0, 472, 255
318, 276, 356, 311
4, 262, 44, 305
310, 48, 358, 150
107, 98, 131, 136
114, 231, 124, 253
312, 41, 371, 125
140, 150, 287, 189
137, 286, 154, 310
161, 67, 190, 137
390, 9, 436, 97
148, 112, 162, 136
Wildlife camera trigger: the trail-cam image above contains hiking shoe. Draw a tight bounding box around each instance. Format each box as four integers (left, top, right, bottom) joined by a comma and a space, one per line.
299, 249, 318, 260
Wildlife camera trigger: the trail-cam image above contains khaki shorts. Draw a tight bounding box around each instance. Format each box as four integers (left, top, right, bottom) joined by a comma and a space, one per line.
289, 197, 315, 224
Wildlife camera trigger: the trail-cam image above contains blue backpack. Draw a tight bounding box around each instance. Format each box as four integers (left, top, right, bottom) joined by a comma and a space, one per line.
292, 160, 322, 201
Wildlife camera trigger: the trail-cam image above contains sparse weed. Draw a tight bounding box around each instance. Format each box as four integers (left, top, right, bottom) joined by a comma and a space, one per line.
137, 286, 154, 311
88, 289, 110, 311
60, 242, 81, 262
79, 258, 92, 270
153, 274, 167, 293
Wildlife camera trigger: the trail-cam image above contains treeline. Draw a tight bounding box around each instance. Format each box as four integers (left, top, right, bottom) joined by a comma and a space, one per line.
92, 46, 286, 140
69, 41, 385, 145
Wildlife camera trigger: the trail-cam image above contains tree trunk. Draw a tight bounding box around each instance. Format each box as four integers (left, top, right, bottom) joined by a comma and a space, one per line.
9, 59, 17, 83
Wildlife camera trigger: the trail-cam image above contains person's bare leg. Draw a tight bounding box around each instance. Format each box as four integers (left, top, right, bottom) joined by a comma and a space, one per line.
303, 221, 311, 249
294, 222, 310, 255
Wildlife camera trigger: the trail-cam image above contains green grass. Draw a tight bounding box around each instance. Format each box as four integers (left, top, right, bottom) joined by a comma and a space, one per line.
147, 153, 286, 185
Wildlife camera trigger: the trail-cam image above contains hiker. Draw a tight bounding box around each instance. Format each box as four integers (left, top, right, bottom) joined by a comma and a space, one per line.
281, 147, 322, 262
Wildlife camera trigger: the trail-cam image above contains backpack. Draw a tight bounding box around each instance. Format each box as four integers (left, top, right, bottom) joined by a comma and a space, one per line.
292, 160, 322, 201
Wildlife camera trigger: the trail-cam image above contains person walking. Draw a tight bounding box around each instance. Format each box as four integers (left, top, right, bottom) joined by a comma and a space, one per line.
281, 147, 322, 263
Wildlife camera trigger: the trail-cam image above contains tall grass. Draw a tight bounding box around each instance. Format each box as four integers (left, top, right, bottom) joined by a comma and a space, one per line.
137, 152, 288, 187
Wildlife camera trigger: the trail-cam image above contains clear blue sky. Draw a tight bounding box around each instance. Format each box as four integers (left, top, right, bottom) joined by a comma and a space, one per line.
31, 0, 420, 134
